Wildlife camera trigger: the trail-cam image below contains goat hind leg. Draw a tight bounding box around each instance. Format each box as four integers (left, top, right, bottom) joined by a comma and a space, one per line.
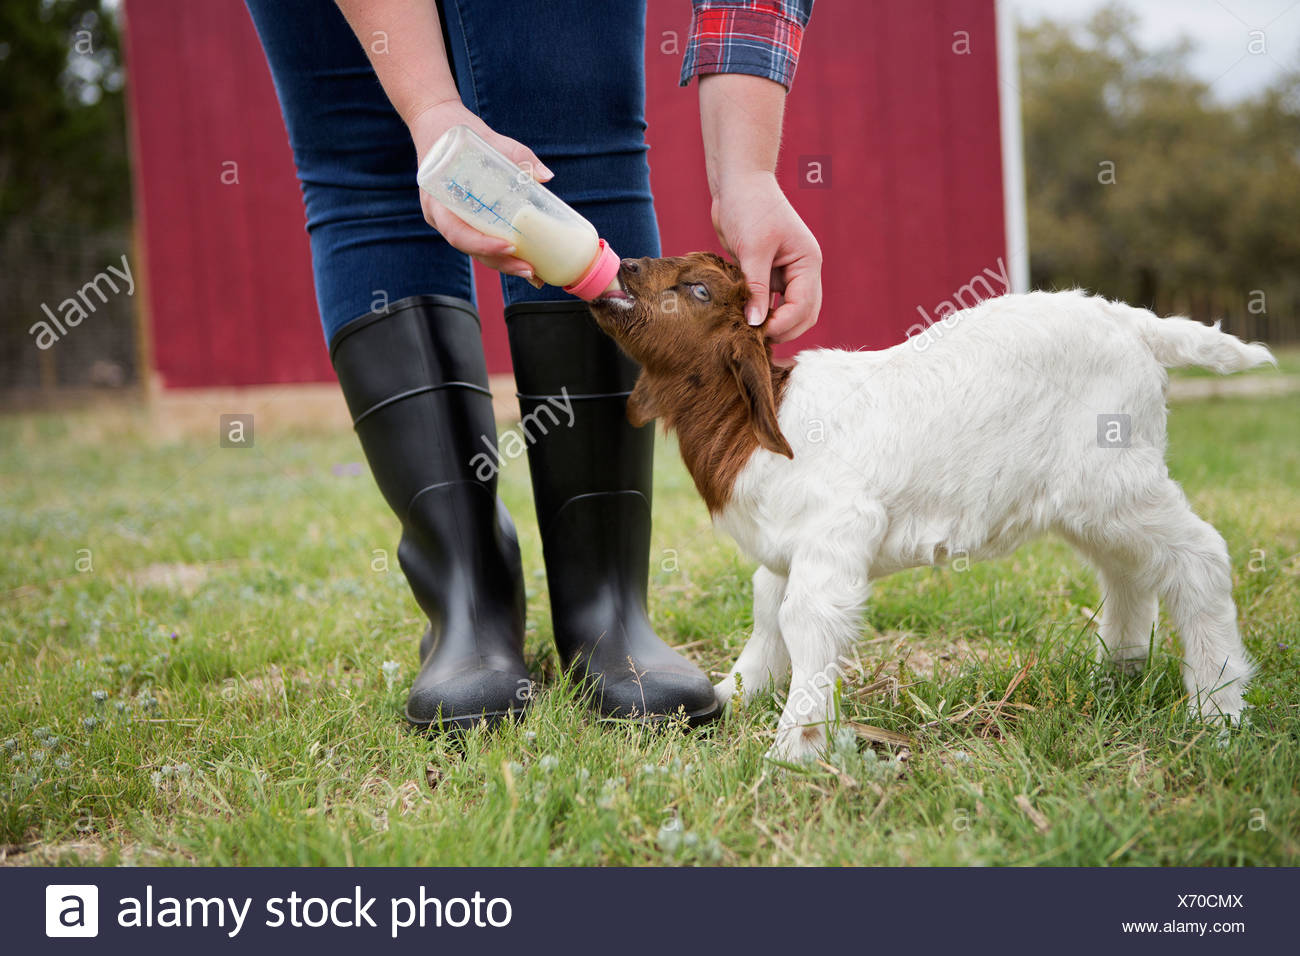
1153, 506, 1253, 721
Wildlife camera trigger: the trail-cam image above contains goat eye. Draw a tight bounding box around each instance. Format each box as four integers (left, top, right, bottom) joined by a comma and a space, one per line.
690, 284, 711, 302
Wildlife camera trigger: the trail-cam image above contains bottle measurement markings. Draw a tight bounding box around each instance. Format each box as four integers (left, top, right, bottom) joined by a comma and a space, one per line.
446, 179, 522, 234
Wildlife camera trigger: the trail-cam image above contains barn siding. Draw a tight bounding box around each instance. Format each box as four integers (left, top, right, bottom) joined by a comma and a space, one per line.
124, 0, 327, 387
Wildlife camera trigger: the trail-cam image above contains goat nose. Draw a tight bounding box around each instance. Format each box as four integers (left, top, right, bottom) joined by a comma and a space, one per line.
620, 258, 641, 274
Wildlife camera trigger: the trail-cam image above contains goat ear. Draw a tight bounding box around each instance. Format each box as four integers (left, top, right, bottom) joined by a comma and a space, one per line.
626, 371, 660, 427
726, 329, 793, 459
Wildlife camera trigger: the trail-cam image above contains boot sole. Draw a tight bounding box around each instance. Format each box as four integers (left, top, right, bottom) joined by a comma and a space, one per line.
404, 698, 721, 734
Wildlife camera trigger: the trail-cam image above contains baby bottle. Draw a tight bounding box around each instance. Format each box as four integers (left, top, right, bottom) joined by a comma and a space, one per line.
416, 125, 621, 300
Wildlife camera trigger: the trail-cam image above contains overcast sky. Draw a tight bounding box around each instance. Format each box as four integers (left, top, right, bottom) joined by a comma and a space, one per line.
1011, 0, 1300, 100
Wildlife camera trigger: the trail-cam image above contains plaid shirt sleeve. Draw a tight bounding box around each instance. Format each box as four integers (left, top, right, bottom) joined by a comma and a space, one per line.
679, 0, 814, 90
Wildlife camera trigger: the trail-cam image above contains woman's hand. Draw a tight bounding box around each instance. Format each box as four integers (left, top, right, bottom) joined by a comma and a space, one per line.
409, 100, 551, 286
698, 74, 822, 343
711, 170, 822, 343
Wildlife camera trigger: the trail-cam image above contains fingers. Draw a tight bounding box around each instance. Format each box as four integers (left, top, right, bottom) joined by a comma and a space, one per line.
499, 139, 554, 182
766, 305, 817, 343
426, 204, 515, 256
765, 267, 821, 343
737, 250, 776, 327
473, 254, 538, 283
420, 198, 538, 281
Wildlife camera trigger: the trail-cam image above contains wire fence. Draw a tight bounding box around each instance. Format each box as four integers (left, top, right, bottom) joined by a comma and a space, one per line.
1150, 285, 1299, 347
1, 223, 139, 406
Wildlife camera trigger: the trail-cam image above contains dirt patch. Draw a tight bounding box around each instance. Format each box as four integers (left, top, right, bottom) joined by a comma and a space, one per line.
222, 663, 366, 702
128, 562, 208, 594
878, 631, 992, 679
1168, 373, 1299, 401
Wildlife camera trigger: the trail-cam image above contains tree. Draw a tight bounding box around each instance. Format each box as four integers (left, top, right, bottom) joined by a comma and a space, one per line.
0, 0, 129, 227
0, 0, 133, 391
1019, 3, 1300, 342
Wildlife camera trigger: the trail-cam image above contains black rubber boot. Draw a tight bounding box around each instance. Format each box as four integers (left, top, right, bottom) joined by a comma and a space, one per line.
330, 296, 531, 730
505, 302, 720, 726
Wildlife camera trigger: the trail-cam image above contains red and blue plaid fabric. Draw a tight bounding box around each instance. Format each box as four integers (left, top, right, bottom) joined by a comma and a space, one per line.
679, 0, 814, 90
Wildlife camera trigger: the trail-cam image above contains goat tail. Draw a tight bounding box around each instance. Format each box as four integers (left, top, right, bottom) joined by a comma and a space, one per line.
1106, 301, 1277, 373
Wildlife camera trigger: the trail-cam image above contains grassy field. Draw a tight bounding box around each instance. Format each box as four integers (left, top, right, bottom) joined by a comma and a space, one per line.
2, 365, 1297, 867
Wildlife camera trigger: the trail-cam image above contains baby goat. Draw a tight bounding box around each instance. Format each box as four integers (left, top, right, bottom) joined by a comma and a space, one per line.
588, 252, 1271, 761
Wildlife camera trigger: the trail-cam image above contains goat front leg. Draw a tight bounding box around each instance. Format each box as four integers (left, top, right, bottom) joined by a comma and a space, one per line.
768, 555, 873, 763
716, 566, 789, 707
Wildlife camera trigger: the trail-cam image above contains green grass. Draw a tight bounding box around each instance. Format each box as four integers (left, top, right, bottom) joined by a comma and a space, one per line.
1, 383, 1297, 867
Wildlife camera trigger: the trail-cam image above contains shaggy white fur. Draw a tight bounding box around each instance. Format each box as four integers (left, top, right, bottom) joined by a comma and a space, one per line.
711, 290, 1274, 761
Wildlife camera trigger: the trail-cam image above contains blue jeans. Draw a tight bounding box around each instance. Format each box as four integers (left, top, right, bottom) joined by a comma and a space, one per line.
245, 0, 660, 345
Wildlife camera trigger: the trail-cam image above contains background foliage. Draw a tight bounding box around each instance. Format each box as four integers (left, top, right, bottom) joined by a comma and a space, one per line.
1, 0, 132, 393
1020, 5, 1300, 342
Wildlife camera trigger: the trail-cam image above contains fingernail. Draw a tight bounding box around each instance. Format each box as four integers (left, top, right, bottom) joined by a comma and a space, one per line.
503, 245, 517, 254
747, 306, 765, 326
537, 163, 555, 180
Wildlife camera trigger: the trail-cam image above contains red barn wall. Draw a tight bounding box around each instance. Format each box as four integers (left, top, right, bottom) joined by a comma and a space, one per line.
124, 0, 1007, 387
123, 0, 328, 388
645, 0, 1008, 358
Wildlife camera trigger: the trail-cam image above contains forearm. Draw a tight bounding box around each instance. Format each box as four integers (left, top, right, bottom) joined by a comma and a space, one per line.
698, 73, 787, 195
333, 0, 458, 125
697, 72, 820, 339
